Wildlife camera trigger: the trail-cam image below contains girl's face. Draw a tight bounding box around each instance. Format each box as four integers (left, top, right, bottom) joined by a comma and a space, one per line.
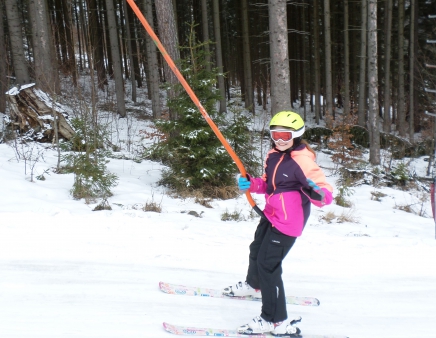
270, 125, 294, 151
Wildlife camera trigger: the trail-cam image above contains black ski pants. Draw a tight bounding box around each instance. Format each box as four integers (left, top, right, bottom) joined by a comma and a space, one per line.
245, 218, 297, 323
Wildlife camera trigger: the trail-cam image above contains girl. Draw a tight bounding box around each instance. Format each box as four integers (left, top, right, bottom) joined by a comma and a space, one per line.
223, 111, 333, 335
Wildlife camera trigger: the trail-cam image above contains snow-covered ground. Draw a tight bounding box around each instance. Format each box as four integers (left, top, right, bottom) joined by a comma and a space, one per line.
1, 100, 436, 338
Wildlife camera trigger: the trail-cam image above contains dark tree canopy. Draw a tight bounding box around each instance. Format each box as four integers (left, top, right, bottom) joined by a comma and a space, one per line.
0, 0, 435, 154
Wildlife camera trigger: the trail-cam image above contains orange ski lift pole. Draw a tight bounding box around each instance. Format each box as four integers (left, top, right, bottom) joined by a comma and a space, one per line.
126, 0, 264, 219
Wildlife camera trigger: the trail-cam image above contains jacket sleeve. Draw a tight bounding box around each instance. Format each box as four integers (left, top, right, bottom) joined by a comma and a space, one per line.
305, 187, 333, 207
293, 154, 333, 207
249, 176, 267, 194
248, 150, 272, 194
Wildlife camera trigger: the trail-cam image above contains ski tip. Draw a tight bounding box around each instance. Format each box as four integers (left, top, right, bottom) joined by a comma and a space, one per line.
162, 322, 172, 331
158, 281, 167, 291
159, 281, 172, 295
163, 322, 179, 335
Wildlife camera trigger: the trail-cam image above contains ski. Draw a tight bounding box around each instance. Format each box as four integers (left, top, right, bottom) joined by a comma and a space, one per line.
159, 282, 320, 306
162, 322, 348, 338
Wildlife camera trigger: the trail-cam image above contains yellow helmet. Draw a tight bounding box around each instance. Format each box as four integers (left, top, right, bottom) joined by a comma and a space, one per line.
270, 111, 305, 137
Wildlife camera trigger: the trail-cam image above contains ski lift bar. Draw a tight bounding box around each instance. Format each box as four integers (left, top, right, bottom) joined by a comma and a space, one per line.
425, 88, 436, 93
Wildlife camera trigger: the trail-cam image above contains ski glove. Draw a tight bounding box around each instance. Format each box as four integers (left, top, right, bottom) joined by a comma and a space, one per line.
306, 178, 325, 202
237, 174, 251, 193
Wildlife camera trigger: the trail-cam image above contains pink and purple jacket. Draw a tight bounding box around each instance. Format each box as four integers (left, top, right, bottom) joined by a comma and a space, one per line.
249, 144, 333, 237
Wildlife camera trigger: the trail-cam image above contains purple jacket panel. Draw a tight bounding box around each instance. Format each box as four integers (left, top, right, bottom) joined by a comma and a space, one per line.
248, 145, 333, 237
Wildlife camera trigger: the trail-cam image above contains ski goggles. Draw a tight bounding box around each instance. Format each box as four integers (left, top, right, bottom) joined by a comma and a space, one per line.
270, 128, 305, 142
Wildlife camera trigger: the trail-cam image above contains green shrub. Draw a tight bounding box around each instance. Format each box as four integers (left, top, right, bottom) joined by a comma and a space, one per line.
61, 117, 118, 202
335, 185, 354, 208
390, 162, 410, 186
221, 209, 245, 222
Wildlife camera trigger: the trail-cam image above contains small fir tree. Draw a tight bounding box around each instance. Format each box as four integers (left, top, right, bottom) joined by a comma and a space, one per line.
148, 24, 257, 195
61, 116, 118, 202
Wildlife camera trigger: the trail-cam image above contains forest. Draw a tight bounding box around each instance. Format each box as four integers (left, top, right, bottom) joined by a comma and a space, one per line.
1, 0, 436, 168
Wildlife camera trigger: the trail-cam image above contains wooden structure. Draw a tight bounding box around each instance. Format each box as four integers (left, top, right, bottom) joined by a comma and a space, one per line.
6, 83, 75, 141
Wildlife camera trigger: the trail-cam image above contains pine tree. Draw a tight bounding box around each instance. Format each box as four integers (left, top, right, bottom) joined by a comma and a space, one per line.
149, 25, 236, 194
61, 117, 118, 202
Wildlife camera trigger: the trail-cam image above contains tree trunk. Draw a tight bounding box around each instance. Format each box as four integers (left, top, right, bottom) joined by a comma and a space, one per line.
409, 0, 415, 142
5, 0, 31, 85
201, 0, 211, 73
367, 0, 380, 165
333, 3, 341, 111
102, 0, 113, 78
212, 0, 227, 114
259, 3, 269, 111
308, 1, 313, 114
28, 0, 42, 70
118, 0, 130, 81
269, 0, 291, 114
105, 0, 126, 117
48, 0, 61, 64
74, 0, 83, 71
61, 0, 77, 86
301, 2, 307, 120
172, 0, 178, 35
323, 0, 334, 120
357, 0, 367, 127
86, 0, 107, 90
155, 0, 180, 120
77, 0, 90, 71
397, 0, 406, 136
383, 0, 392, 133
54, 0, 67, 65
240, 0, 253, 114
352, 0, 359, 110
127, 4, 142, 88
193, 0, 202, 42
142, 0, 161, 119
288, 3, 297, 107
122, 0, 137, 102
313, 0, 321, 124
343, 0, 350, 115
0, 1, 7, 113
28, 0, 60, 94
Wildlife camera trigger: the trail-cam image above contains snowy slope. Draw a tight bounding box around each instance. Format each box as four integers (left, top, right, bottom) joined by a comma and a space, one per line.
0, 82, 436, 338
1, 115, 436, 338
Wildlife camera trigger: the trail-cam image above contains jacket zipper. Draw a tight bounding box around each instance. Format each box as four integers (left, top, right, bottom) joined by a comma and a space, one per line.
279, 193, 288, 220
271, 154, 285, 191
266, 154, 285, 222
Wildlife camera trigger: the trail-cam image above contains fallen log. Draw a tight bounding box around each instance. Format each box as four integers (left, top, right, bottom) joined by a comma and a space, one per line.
6, 83, 75, 141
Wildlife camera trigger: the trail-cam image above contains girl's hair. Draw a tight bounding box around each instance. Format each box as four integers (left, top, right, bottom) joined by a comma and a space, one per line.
300, 139, 316, 157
